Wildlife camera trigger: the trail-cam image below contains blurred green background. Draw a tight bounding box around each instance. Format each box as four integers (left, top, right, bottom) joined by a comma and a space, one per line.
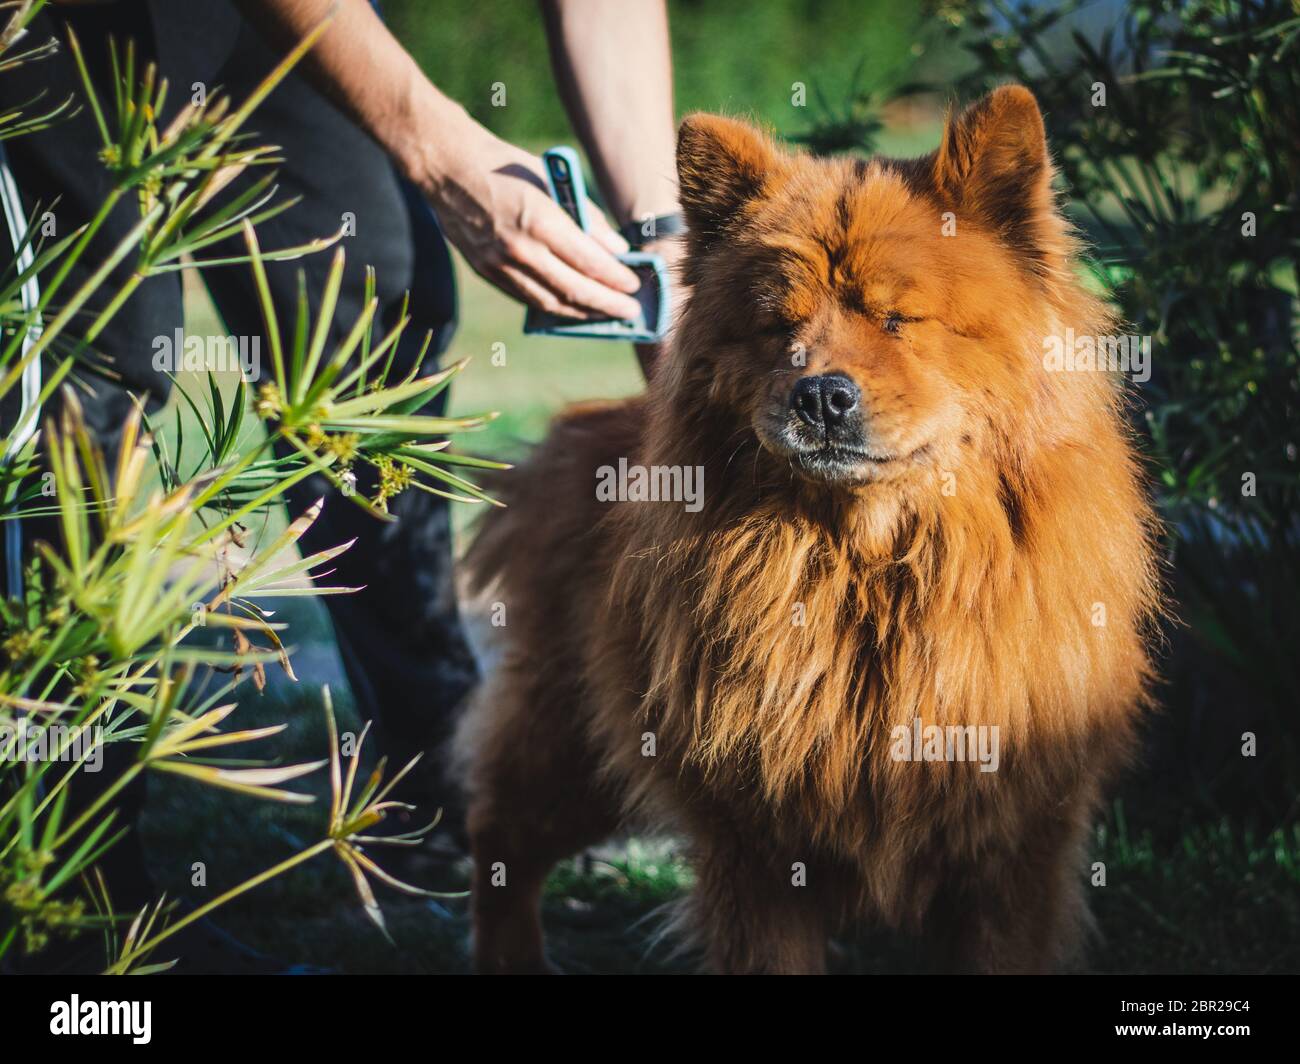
386, 0, 952, 146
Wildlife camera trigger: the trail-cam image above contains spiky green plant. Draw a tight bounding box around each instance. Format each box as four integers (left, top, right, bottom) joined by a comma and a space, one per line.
0, 2, 499, 971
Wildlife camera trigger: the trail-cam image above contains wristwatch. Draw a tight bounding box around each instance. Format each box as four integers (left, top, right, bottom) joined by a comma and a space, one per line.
620, 212, 686, 250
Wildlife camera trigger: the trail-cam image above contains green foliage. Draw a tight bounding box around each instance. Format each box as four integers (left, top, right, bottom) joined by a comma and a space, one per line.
0, 7, 490, 972
1089, 805, 1300, 974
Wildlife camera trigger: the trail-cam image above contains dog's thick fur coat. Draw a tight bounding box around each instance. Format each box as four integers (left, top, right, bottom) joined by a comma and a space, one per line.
456, 87, 1161, 974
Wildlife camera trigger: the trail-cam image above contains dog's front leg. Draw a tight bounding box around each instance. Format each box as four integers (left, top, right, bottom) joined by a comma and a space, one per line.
924, 814, 1094, 975
684, 832, 830, 975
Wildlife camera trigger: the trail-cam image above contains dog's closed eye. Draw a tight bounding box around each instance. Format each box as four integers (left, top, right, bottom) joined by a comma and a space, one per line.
882, 311, 923, 335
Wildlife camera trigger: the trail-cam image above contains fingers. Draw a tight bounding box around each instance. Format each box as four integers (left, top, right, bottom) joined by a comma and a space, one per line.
514, 237, 642, 320
471, 229, 640, 320
440, 161, 644, 318
492, 262, 585, 320
587, 208, 631, 258
533, 198, 642, 297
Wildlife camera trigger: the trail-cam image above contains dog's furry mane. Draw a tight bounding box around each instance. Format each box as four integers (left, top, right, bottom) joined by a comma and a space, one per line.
461, 88, 1164, 969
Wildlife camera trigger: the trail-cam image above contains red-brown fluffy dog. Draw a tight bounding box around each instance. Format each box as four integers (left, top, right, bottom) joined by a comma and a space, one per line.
456, 86, 1161, 974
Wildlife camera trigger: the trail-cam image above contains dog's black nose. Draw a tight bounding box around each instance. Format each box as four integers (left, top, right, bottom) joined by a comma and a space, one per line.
791, 374, 861, 430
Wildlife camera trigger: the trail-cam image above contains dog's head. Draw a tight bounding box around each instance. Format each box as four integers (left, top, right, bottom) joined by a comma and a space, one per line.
671, 86, 1072, 493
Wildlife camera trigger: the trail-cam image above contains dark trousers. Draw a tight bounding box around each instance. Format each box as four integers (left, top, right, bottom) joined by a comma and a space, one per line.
2, 2, 478, 903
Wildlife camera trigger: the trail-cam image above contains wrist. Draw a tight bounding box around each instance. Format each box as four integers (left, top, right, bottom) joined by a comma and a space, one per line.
621, 210, 685, 250
620, 198, 681, 226
399, 91, 479, 197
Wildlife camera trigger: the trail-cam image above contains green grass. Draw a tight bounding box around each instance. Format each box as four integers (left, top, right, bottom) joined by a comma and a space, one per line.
440, 255, 644, 453
1088, 814, 1300, 975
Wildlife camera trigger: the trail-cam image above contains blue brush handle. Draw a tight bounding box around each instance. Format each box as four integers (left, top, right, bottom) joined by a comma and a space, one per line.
541, 147, 592, 233
526, 146, 671, 343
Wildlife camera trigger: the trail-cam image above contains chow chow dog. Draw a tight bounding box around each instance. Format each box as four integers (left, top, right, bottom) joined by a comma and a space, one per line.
456, 86, 1161, 974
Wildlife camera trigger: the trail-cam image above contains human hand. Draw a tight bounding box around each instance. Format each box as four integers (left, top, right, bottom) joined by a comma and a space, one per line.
424, 120, 642, 321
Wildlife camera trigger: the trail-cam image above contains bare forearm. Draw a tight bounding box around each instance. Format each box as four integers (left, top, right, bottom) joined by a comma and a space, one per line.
540, 0, 678, 227
231, 0, 464, 193
230, 0, 643, 321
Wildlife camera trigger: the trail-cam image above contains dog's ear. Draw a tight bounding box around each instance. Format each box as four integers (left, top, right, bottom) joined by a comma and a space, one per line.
931, 86, 1055, 259
677, 114, 781, 253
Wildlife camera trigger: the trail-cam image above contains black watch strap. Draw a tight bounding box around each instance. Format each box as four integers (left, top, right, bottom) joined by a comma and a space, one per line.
621, 212, 686, 250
